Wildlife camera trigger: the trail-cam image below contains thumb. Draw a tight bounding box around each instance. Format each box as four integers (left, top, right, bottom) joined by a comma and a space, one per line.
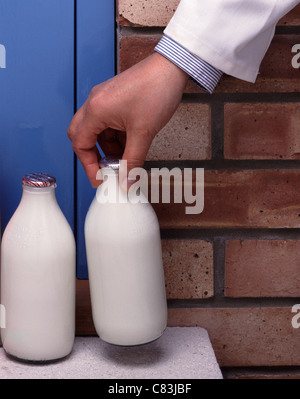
119, 130, 153, 192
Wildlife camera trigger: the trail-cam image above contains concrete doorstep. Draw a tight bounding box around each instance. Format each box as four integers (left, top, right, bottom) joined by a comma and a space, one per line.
0, 327, 223, 379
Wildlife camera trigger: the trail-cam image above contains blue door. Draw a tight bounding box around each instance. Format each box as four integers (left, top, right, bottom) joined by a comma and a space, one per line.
0, 0, 115, 279
76, 0, 115, 278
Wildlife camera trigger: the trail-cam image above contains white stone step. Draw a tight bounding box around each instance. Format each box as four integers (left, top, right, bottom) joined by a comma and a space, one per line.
0, 327, 223, 379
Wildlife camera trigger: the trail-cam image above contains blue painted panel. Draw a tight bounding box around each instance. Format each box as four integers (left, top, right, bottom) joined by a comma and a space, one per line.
76, 0, 115, 278
0, 1, 75, 231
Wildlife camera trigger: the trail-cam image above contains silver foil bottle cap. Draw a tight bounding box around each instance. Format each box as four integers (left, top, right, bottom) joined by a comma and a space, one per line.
99, 156, 121, 171
22, 172, 56, 188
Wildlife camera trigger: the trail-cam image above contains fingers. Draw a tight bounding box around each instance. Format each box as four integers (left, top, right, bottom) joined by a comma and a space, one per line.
68, 105, 107, 188
97, 129, 126, 157
119, 129, 153, 192
68, 107, 125, 188
79, 146, 102, 188
67, 105, 85, 142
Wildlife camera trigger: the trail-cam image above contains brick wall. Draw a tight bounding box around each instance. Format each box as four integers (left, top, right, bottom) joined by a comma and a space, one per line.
117, 0, 300, 379
76, 1, 300, 379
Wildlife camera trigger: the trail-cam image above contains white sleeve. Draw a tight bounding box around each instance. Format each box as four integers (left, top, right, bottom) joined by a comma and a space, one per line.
164, 0, 300, 82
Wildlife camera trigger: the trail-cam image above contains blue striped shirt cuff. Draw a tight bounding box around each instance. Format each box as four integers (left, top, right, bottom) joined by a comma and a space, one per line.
154, 35, 223, 94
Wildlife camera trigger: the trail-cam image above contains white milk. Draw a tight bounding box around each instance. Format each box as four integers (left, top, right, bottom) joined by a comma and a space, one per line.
85, 158, 167, 346
0, 173, 75, 362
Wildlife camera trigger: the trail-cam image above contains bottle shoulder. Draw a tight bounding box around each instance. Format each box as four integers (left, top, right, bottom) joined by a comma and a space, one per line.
3, 198, 74, 242
85, 195, 160, 238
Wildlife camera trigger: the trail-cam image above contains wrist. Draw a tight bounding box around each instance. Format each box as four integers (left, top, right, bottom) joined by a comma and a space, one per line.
152, 51, 189, 89
155, 35, 223, 93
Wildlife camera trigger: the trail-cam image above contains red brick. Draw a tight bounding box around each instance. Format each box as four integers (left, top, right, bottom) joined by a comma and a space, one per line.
152, 170, 300, 229
224, 103, 300, 159
118, 0, 178, 27
225, 240, 300, 297
146, 103, 211, 161
118, 1, 300, 28
119, 34, 160, 73
278, 4, 300, 26
162, 239, 214, 299
168, 307, 300, 367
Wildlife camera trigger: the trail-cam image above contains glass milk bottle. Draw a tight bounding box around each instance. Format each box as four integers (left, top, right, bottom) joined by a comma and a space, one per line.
85, 157, 167, 346
0, 173, 75, 362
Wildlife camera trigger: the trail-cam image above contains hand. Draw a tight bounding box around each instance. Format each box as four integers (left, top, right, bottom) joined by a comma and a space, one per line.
67, 52, 188, 189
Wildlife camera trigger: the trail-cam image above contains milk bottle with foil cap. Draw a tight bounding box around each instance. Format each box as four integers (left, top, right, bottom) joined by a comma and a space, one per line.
85, 157, 167, 346
0, 173, 76, 362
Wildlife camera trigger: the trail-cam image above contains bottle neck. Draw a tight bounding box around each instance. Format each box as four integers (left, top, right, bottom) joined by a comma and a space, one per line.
21, 185, 57, 206
96, 168, 128, 204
